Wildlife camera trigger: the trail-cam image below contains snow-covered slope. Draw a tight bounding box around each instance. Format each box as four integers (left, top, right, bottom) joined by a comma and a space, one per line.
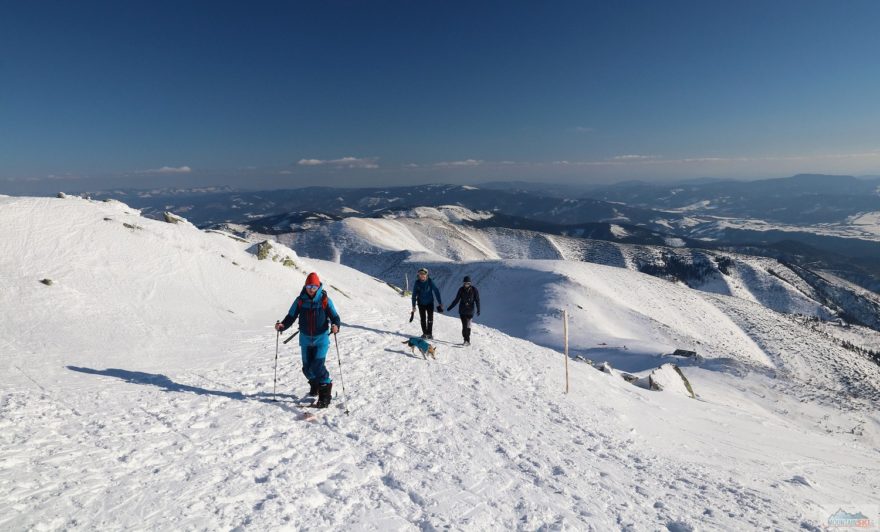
263, 206, 880, 325
655, 212, 880, 243
2, 196, 879, 530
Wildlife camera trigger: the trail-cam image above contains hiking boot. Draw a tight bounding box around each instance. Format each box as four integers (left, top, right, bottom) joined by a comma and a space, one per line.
315, 383, 333, 408
308, 380, 319, 397
426, 334, 433, 340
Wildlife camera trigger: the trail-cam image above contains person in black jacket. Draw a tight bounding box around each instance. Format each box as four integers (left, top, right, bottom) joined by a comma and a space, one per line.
446, 276, 480, 345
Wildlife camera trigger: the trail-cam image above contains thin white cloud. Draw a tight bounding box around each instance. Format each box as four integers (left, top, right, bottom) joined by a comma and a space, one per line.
541, 150, 880, 169
551, 160, 610, 167
660, 151, 880, 166
612, 154, 658, 161
434, 159, 484, 167
568, 126, 595, 133
144, 165, 192, 174
297, 157, 379, 169
680, 157, 728, 163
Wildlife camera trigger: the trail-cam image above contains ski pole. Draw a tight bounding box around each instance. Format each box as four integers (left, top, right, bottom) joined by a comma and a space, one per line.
273, 326, 280, 401
333, 333, 350, 415
283, 331, 299, 344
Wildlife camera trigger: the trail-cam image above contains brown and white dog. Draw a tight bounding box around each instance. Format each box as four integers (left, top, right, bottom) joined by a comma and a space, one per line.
403, 337, 437, 359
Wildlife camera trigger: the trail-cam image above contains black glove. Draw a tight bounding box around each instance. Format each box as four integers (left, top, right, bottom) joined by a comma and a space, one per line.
436, 304, 443, 313
477, 310, 481, 317
409, 311, 415, 323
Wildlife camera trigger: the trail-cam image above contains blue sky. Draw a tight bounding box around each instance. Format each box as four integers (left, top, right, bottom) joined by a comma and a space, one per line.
3, 0, 880, 192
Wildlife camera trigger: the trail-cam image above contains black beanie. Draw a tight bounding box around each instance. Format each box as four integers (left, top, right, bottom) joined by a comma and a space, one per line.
463, 276, 471, 283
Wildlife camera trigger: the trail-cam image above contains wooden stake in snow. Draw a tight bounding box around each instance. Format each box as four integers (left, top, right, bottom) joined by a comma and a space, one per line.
404, 273, 409, 297
563, 309, 570, 394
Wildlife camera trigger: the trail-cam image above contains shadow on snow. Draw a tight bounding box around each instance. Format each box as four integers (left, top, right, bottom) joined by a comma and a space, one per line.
383, 347, 424, 360
66, 366, 293, 404
342, 322, 411, 339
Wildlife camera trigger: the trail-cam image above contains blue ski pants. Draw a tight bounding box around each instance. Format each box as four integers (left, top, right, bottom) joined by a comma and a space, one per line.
299, 334, 331, 384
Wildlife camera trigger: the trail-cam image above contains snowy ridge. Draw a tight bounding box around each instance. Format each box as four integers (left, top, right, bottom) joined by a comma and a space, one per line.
2, 196, 879, 530
268, 207, 859, 322
660, 214, 880, 243
397, 205, 494, 223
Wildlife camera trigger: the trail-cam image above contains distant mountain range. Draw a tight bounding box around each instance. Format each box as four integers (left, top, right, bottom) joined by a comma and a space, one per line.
88, 183, 665, 227
585, 173, 880, 224
87, 173, 880, 227
84, 174, 880, 293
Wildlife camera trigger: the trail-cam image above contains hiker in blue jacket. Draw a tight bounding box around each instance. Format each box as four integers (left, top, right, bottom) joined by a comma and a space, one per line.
275, 272, 341, 408
411, 267, 443, 339
446, 276, 480, 345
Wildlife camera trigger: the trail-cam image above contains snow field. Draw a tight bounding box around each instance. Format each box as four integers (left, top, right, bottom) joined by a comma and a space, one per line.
1, 196, 879, 530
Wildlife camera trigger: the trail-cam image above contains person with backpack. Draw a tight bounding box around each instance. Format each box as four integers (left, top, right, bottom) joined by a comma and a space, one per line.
446, 275, 480, 345
275, 272, 341, 408
411, 267, 443, 339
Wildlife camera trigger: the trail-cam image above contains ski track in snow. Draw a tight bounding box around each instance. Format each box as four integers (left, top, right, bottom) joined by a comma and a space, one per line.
2, 196, 879, 530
